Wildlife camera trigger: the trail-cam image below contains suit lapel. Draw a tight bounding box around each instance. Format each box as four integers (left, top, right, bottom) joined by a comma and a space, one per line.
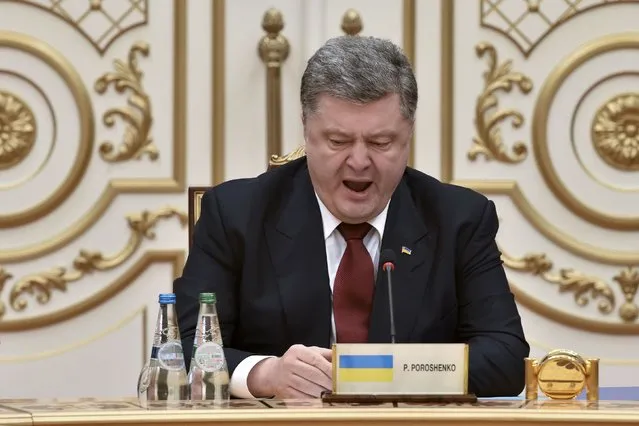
368, 176, 437, 343
264, 166, 332, 347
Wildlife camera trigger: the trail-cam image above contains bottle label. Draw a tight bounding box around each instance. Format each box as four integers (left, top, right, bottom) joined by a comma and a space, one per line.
193, 342, 225, 372
157, 341, 185, 371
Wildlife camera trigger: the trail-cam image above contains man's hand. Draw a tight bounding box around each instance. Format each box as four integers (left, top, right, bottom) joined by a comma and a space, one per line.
247, 344, 332, 398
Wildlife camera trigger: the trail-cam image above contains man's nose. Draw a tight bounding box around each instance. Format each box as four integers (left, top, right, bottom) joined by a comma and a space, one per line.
346, 141, 371, 170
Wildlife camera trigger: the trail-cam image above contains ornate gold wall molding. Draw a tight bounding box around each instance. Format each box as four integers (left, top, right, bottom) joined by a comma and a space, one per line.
0, 206, 186, 331
480, 0, 633, 58
0, 89, 36, 170
0, 251, 182, 332
533, 33, 639, 231
592, 93, 639, 171
469, 42, 532, 164
0, 0, 186, 263
0, 31, 94, 229
502, 247, 639, 323
454, 180, 639, 265
95, 41, 157, 162
4, 0, 149, 55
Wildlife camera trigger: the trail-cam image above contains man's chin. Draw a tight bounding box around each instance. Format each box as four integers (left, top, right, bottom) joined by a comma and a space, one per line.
334, 201, 378, 224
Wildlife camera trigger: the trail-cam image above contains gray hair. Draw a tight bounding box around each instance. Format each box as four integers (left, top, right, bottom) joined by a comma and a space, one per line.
301, 36, 418, 122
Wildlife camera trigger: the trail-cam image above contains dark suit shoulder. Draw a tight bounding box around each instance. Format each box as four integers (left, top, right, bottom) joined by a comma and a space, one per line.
202, 158, 306, 227
404, 167, 491, 222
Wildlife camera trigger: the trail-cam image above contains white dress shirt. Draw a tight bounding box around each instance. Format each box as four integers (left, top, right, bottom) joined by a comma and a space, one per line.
228, 194, 389, 399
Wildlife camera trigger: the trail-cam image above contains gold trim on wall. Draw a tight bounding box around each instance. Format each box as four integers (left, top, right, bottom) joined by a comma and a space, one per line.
469, 42, 532, 163
533, 33, 639, 231
403, 0, 415, 168
0, 31, 94, 229
440, 0, 453, 182
95, 41, 157, 162
3, 0, 149, 55
0, 306, 147, 363
0, 207, 186, 325
453, 180, 639, 265
479, 0, 633, 58
512, 284, 639, 335
0, 251, 184, 332
0, 0, 187, 263
212, 0, 225, 185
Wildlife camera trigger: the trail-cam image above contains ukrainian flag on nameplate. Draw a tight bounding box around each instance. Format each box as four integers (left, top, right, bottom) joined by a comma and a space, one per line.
338, 354, 394, 382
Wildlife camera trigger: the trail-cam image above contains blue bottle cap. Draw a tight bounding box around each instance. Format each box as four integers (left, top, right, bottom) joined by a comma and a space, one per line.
159, 293, 176, 304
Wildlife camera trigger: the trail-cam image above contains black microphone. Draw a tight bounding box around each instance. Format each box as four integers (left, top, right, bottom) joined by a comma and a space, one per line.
380, 249, 397, 344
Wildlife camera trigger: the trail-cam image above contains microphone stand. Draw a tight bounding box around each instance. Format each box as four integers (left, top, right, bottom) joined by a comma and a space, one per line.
384, 264, 396, 344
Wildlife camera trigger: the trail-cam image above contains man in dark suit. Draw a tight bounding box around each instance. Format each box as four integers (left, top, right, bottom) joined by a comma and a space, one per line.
174, 35, 529, 400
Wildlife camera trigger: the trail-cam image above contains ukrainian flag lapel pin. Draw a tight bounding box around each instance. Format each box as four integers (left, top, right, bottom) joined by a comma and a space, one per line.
401, 246, 412, 255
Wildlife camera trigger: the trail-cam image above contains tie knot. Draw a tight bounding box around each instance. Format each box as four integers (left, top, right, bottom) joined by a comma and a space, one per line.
338, 222, 372, 240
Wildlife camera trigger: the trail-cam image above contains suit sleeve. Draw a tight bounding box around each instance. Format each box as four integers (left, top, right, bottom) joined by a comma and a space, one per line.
173, 188, 254, 376
456, 199, 530, 397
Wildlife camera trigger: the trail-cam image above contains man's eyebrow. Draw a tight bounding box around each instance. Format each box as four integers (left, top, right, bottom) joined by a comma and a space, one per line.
367, 130, 398, 138
323, 128, 352, 136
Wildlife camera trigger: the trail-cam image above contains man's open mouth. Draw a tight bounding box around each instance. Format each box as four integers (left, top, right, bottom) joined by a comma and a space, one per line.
343, 180, 372, 193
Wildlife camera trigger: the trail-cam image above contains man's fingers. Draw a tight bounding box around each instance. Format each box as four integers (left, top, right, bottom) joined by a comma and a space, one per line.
293, 358, 332, 390
299, 348, 333, 379
311, 347, 333, 361
289, 372, 327, 398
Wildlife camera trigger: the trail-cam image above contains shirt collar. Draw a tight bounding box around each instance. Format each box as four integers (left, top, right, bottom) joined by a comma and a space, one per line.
315, 192, 389, 240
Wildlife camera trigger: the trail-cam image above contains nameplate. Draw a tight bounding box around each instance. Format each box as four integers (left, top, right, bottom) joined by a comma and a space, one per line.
331, 343, 468, 395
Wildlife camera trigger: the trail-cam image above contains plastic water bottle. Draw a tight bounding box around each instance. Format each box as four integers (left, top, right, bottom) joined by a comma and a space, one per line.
137, 293, 189, 403
188, 292, 230, 401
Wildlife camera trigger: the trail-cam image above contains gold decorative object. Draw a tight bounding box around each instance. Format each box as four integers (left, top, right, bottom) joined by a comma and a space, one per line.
591, 93, 639, 171
0, 2, 186, 263
269, 145, 306, 168
258, 8, 290, 164
469, 42, 532, 164
533, 33, 639, 230
341, 9, 363, 36
95, 41, 156, 163
502, 248, 639, 322
615, 267, 639, 322
525, 350, 599, 401
0, 89, 36, 170
8, 0, 148, 55
480, 0, 628, 57
0, 207, 187, 320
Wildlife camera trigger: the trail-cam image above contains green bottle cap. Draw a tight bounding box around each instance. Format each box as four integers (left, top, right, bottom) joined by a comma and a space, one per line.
199, 292, 216, 304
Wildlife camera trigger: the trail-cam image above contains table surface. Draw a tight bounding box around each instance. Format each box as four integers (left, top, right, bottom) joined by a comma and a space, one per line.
2, 397, 639, 425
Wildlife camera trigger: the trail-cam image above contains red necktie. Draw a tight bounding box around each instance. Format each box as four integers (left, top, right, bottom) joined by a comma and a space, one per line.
333, 222, 375, 343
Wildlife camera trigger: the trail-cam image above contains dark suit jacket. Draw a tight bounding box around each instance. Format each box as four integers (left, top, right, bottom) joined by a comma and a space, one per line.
174, 157, 529, 397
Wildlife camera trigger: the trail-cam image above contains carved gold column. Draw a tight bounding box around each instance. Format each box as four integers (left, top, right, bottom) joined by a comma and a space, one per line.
341, 9, 363, 35
258, 8, 290, 163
